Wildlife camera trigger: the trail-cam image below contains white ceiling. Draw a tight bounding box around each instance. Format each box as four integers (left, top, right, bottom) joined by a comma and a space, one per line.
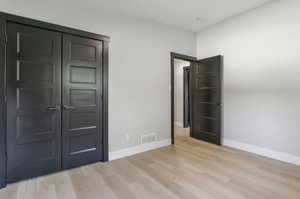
81, 0, 274, 32
1, 0, 274, 32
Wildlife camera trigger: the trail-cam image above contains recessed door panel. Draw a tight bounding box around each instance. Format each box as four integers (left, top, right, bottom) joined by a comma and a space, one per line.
196, 62, 217, 74
19, 62, 54, 82
195, 89, 217, 103
69, 132, 97, 155
194, 118, 217, 134
196, 75, 216, 88
18, 88, 53, 109
6, 23, 62, 182
15, 139, 55, 163
195, 103, 217, 118
69, 111, 97, 130
62, 34, 103, 169
70, 66, 96, 84
17, 113, 55, 138
70, 43, 96, 62
19, 34, 54, 58
70, 89, 97, 106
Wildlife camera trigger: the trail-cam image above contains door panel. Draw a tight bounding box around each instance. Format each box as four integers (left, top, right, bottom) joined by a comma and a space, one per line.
6, 23, 62, 182
190, 56, 222, 145
194, 103, 217, 118
62, 34, 103, 169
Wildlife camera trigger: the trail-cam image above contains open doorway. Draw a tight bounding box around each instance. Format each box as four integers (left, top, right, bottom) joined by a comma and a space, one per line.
170, 53, 196, 144
174, 59, 191, 138
171, 53, 223, 145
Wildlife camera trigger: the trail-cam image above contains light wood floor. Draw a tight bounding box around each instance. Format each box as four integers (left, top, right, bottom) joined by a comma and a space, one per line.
1, 127, 300, 199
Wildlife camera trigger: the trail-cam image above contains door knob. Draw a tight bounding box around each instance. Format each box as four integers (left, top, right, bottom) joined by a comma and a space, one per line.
63, 105, 76, 110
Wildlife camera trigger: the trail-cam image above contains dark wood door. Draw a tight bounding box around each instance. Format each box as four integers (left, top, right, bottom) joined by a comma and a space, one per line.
6, 23, 62, 182
183, 66, 190, 128
190, 56, 222, 145
62, 34, 103, 169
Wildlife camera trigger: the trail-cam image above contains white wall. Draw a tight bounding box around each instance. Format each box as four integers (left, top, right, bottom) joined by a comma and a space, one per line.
197, 0, 300, 157
174, 59, 190, 127
0, 0, 196, 152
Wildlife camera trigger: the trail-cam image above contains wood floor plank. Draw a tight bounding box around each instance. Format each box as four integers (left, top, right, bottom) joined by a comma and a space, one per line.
108, 158, 180, 199
0, 127, 299, 199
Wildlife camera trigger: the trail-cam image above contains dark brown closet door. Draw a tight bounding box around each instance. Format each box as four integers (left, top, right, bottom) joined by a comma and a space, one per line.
6, 23, 62, 182
190, 56, 222, 145
62, 34, 103, 169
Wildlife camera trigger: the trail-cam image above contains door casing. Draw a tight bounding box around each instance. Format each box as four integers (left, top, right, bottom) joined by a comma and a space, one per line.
0, 12, 110, 188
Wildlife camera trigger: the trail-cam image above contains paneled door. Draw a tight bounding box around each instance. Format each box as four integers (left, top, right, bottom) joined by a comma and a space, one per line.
190, 56, 222, 145
62, 34, 103, 169
6, 23, 62, 182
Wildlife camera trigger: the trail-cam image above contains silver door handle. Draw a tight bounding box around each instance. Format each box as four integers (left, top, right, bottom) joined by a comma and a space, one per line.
63, 105, 76, 110
46, 106, 61, 111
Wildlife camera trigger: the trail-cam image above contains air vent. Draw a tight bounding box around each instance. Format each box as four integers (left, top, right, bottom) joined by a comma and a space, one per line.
140, 133, 158, 145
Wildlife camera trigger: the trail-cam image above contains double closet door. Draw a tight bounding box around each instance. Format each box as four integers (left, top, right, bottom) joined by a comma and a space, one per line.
6, 23, 104, 182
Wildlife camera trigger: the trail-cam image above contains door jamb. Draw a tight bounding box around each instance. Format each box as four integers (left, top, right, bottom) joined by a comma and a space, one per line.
0, 12, 110, 189
183, 66, 190, 128
0, 16, 6, 189
170, 52, 196, 144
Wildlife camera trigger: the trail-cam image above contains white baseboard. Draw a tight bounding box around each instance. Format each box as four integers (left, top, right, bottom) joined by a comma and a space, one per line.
109, 139, 171, 161
223, 139, 300, 166
174, 121, 183, 127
